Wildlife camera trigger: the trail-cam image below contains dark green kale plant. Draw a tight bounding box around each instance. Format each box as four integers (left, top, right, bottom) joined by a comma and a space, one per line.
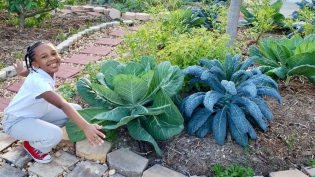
179, 54, 282, 147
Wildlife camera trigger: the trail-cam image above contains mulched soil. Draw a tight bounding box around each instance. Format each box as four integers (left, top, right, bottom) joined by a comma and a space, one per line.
0, 9, 315, 177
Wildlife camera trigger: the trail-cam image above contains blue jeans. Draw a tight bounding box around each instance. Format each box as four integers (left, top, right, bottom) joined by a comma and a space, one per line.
2, 103, 82, 153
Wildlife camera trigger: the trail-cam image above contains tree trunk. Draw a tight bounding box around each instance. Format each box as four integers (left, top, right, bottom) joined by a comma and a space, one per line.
226, 0, 242, 47
19, 13, 25, 30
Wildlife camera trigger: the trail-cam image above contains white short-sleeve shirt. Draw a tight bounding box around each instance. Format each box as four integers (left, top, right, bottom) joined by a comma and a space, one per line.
4, 68, 56, 118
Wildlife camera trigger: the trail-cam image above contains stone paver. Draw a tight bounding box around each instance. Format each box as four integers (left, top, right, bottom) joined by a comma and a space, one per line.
109, 30, 127, 37
55, 64, 80, 79
0, 163, 27, 177
0, 97, 10, 112
142, 164, 187, 177
107, 148, 149, 177
135, 13, 150, 21
0, 133, 16, 151
304, 166, 315, 177
122, 12, 136, 20
28, 150, 79, 177
93, 7, 106, 13
6, 80, 24, 93
269, 169, 308, 177
60, 9, 72, 14
63, 54, 102, 65
0, 145, 33, 169
95, 38, 124, 46
86, 11, 103, 17
67, 160, 108, 177
75, 139, 110, 162
109, 8, 121, 20
70, 6, 83, 10
81, 46, 112, 56
83, 5, 94, 11
2, 66, 17, 78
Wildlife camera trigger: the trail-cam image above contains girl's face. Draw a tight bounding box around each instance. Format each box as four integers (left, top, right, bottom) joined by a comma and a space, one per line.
32, 43, 61, 77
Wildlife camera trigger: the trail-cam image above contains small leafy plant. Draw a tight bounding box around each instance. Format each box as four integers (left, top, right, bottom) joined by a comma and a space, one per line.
308, 158, 315, 166
57, 83, 76, 101
180, 54, 282, 147
211, 163, 254, 177
240, 0, 285, 40
249, 34, 315, 85
66, 57, 184, 155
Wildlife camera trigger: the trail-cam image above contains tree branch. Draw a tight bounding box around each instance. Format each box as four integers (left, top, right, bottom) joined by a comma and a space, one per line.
25, 2, 55, 18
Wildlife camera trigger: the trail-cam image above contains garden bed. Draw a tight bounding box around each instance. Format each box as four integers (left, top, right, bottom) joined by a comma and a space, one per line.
0, 6, 315, 177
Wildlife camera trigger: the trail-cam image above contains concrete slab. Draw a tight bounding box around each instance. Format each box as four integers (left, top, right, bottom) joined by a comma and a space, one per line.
0, 133, 16, 152
107, 148, 149, 177
269, 169, 308, 177
75, 139, 110, 162
142, 164, 187, 177
67, 160, 108, 177
0, 163, 27, 177
0, 145, 32, 169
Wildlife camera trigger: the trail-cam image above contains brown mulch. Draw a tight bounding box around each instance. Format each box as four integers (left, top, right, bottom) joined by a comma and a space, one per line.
0, 9, 315, 177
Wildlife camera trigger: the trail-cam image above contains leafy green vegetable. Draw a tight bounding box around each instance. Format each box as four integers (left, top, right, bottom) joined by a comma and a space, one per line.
66, 57, 184, 155
249, 34, 315, 85
180, 54, 282, 147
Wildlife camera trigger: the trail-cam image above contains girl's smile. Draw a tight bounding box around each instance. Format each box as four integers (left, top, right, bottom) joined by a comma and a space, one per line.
32, 43, 61, 77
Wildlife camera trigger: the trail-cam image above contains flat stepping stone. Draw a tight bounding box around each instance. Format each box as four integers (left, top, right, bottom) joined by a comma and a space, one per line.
304, 166, 315, 177
269, 169, 308, 177
0, 145, 33, 168
6, 80, 24, 93
0, 163, 27, 177
67, 161, 108, 177
28, 150, 79, 177
142, 164, 187, 177
109, 30, 127, 37
86, 12, 103, 17
107, 148, 149, 177
72, 10, 90, 13
75, 139, 111, 161
81, 46, 112, 56
0, 97, 11, 112
95, 38, 123, 46
56, 64, 80, 79
0, 133, 16, 152
63, 54, 102, 65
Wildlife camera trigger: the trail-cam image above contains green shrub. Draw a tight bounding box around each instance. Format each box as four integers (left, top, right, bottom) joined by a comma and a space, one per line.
308, 158, 315, 166
157, 28, 239, 68
240, 0, 285, 40
57, 83, 76, 101
180, 54, 282, 147
211, 163, 254, 177
66, 57, 184, 155
249, 34, 315, 85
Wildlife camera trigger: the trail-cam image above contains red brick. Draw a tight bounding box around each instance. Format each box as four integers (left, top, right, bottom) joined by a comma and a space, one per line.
95, 38, 123, 46
6, 80, 24, 93
56, 64, 80, 79
86, 11, 103, 17
0, 98, 11, 112
64, 55, 102, 65
81, 46, 112, 56
109, 30, 127, 37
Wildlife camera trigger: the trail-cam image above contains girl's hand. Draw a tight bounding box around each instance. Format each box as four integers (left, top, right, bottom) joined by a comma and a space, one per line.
13, 60, 26, 75
83, 124, 106, 146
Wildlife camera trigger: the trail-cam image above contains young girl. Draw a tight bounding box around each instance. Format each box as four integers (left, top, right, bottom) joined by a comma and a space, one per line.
2, 41, 105, 163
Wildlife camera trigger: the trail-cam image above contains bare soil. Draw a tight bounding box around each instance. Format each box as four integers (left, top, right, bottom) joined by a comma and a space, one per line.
0, 9, 315, 177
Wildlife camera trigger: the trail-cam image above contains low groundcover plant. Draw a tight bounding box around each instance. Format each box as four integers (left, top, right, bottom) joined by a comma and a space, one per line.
66, 57, 184, 155
180, 54, 282, 147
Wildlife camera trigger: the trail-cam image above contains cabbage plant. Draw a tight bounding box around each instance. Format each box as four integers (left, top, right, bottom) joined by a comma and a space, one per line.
180, 54, 282, 147
66, 57, 184, 155
249, 34, 315, 85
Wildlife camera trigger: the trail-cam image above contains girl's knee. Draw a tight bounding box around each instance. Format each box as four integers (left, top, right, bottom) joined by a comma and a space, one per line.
71, 103, 82, 110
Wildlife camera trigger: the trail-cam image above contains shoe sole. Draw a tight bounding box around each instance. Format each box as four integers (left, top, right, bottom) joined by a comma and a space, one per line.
23, 145, 52, 164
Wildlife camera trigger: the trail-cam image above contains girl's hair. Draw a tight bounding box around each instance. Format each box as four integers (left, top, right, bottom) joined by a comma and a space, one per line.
24, 41, 52, 71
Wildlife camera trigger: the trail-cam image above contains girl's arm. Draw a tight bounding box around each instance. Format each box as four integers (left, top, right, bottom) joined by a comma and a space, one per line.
13, 60, 29, 77
41, 91, 105, 146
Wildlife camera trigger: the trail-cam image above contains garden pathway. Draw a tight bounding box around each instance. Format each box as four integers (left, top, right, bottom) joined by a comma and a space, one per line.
0, 4, 314, 177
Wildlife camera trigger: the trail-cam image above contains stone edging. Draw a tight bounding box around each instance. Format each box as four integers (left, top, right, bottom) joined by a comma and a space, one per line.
0, 21, 120, 81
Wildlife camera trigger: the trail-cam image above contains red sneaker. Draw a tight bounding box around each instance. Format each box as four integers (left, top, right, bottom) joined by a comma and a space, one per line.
23, 141, 52, 163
